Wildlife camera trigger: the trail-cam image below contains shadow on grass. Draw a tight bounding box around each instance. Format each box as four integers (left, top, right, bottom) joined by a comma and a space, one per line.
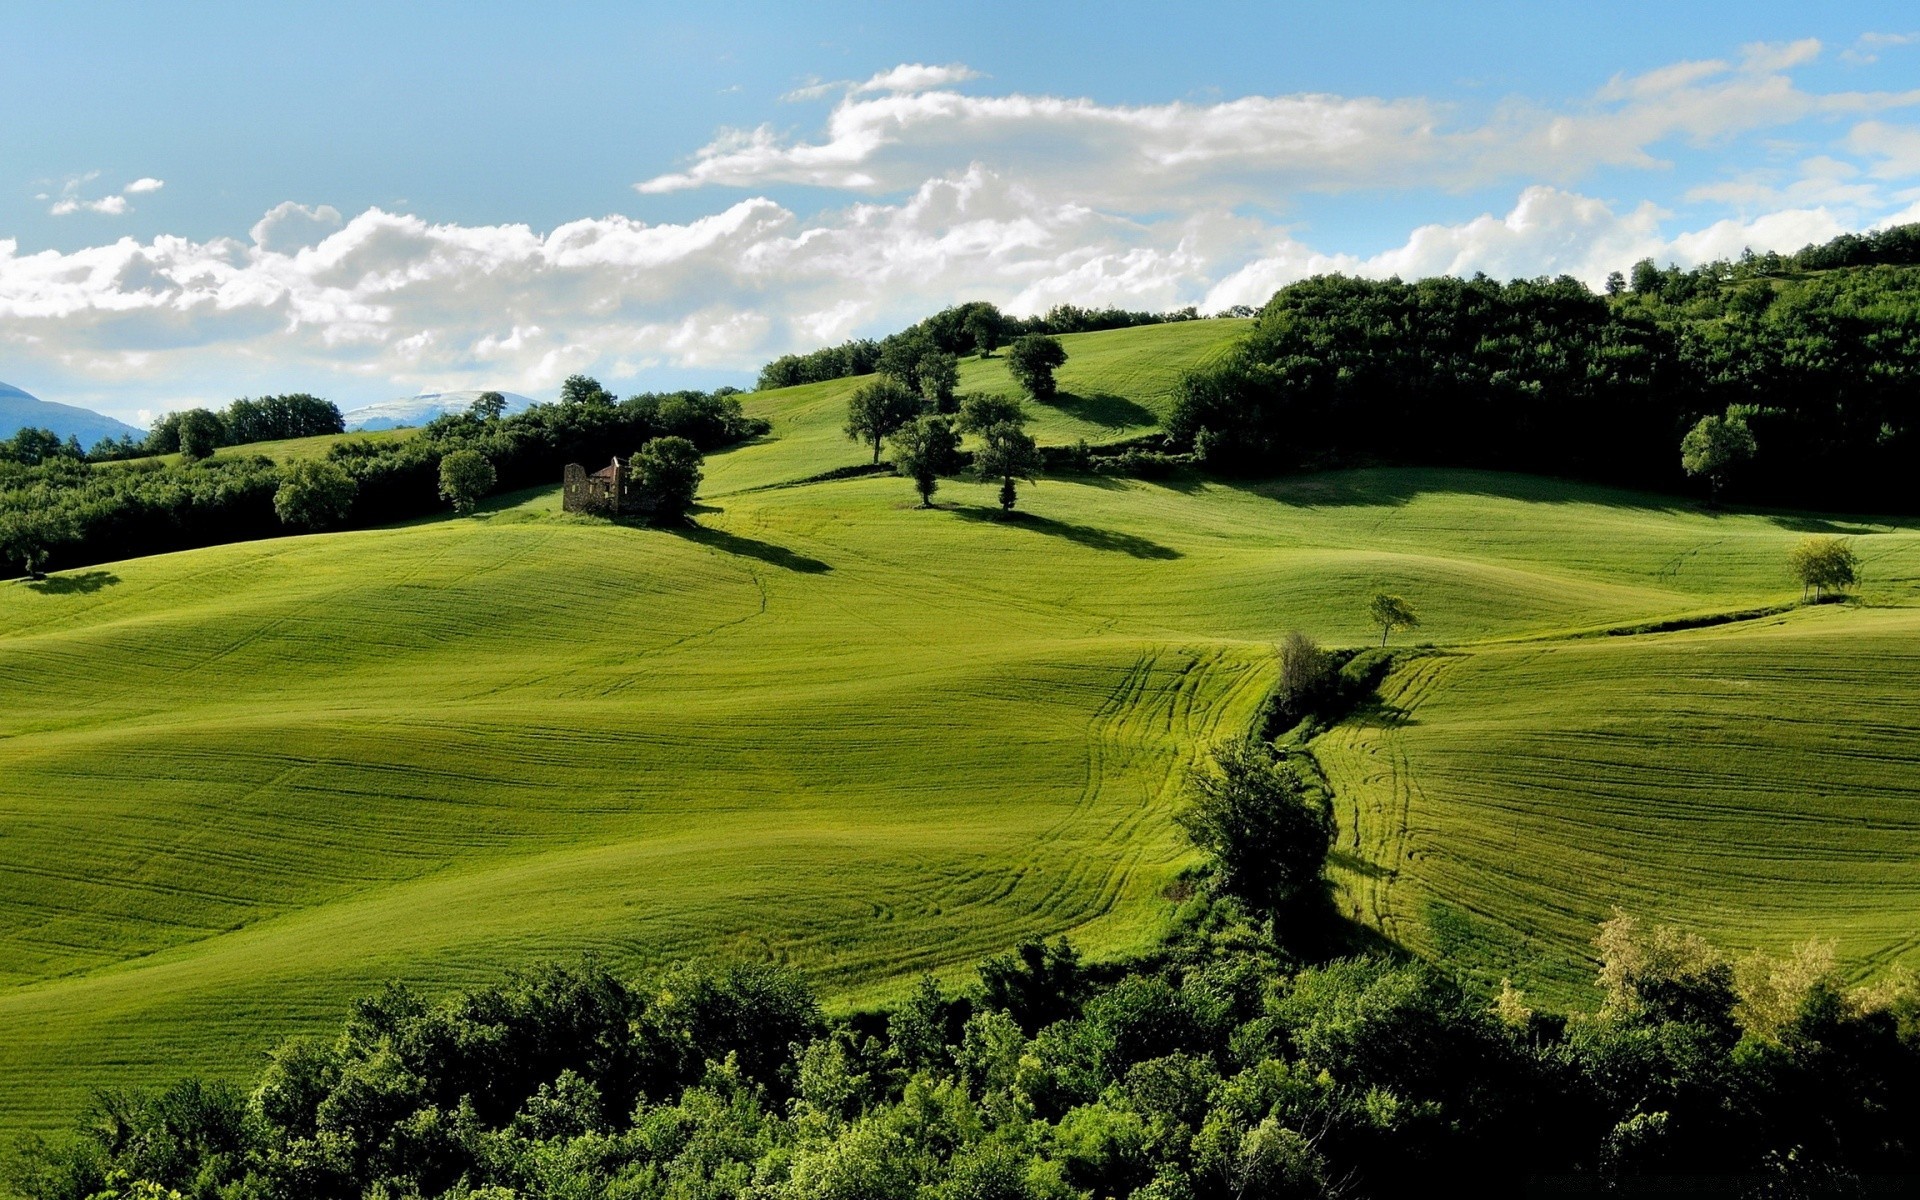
950, 506, 1182, 559
25, 570, 120, 595
668, 523, 832, 574
1051, 390, 1157, 430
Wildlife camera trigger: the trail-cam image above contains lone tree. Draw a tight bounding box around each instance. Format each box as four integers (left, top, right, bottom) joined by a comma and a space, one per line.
176, 408, 225, 461
1368, 593, 1419, 646
469, 390, 508, 421
1006, 334, 1068, 402
1274, 630, 1335, 725
1175, 738, 1333, 915
438, 449, 497, 513
1789, 536, 1860, 601
633, 435, 704, 523
844, 377, 924, 463
0, 509, 74, 578
888, 414, 962, 508
916, 350, 960, 413
959, 393, 1042, 513
273, 459, 356, 530
966, 309, 1002, 357
1680, 406, 1757, 507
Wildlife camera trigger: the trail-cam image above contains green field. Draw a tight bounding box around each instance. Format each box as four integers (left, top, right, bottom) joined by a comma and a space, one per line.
5, 317, 1920, 1131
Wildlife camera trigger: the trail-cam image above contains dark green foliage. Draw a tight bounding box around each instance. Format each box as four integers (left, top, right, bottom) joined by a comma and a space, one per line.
469, 391, 508, 422
174, 408, 225, 461
221, 394, 345, 445
0, 388, 765, 573
436, 449, 495, 513
845, 377, 926, 464
1680, 406, 1757, 504
0, 427, 83, 466
1175, 740, 1334, 914
889, 414, 962, 507
973, 424, 1042, 513
20, 906, 1920, 1200
917, 350, 961, 412
631, 436, 704, 522
273, 459, 356, 530
559, 374, 617, 407
1005, 335, 1068, 403
1169, 230, 1920, 507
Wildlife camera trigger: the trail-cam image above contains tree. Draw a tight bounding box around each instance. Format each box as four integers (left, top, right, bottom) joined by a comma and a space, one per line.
966, 309, 1002, 357
273, 459, 356, 530
175, 408, 225, 461
1368, 593, 1419, 646
438, 449, 497, 513
632, 436, 703, 522
1174, 739, 1333, 913
844, 377, 924, 464
1273, 631, 1334, 724
973, 422, 1042, 514
0, 509, 75, 578
470, 390, 508, 421
888, 414, 961, 508
1006, 334, 1068, 402
1680, 407, 1758, 506
1788, 536, 1860, 601
955, 392, 1024, 435
560, 374, 615, 407
915, 350, 960, 413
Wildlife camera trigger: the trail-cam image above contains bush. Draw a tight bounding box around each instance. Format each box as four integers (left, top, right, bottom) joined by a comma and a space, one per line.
272, 459, 355, 529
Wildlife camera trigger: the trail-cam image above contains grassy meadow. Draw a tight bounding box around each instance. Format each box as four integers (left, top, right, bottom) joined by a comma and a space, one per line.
5, 316, 1920, 1130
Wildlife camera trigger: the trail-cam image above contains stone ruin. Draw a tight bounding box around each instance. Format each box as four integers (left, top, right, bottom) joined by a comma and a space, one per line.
562, 456, 634, 516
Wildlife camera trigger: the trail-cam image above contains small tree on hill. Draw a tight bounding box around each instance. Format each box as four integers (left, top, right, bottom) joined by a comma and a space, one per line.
273, 459, 356, 530
1006, 334, 1068, 402
1175, 739, 1333, 915
974, 423, 1042, 513
469, 390, 508, 422
889, 414, 962, 508
845, 377, 924, 464
1789, 536, 1860, 601
438, 449, 497, 513
633, 436, 703, 523
956, 391, 1026, 436
1274, 630, 1335, 726
1368, 593, 1419, 647
176, 408, 225, 461
0, 509, 74, 578
1680, 406, 1757, 507
916, 350, 960, 413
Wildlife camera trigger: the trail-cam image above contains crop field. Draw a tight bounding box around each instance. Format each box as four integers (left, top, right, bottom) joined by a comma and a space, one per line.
5, 316, 1920, 1130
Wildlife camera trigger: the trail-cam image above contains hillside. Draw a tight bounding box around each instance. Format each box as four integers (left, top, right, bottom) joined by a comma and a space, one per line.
5, 320, 1920, 1132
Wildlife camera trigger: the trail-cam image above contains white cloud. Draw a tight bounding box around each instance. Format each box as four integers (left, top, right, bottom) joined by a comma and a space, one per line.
1842, 31, 1918, 65
46, 173, 164, 216
639, 52, 1920, 204
1847, 120, 1920, 177
124, 177, 165, 194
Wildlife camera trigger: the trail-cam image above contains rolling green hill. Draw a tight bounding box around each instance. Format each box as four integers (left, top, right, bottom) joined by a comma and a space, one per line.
5, 315, 1920, 1132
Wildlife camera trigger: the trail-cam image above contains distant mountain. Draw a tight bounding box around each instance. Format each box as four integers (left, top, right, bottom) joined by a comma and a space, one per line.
343, 390, 538, 432
0, 381, 144, 445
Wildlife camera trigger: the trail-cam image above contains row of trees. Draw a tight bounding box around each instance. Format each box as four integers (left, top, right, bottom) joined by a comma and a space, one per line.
0, 379, 763, 576
758, 301, 1191, 390
1166, 226, 1920, 508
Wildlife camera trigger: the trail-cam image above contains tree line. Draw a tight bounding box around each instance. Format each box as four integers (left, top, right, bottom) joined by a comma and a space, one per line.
0, 381, 765, 577
755, 301, 1205, 391
1165, 225, 1920, 509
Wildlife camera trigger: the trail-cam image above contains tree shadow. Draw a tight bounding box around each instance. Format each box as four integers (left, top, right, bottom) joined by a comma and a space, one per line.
25, 570, 121, 595
950, 507, 1182, 559
1051, 391, 1157, 430
1764, 513, 1881, 534
668, 523, 832, 574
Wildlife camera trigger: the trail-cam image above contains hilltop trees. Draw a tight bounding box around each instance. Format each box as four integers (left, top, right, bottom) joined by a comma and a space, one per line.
845, 377, 924, 464
273, 459, 356, 529
1175, 738, 1333, 915
1681, 406, 1758, 506
633, 436, 704, 522
966, 308, 1002, 356
1006, 334, 1068, 402
888, 414, 961, 508
959, 393, 1042, 513
438, 449, 496, 513
469, 390, 508, 422
1789, 536, 1860, 601
1369, 593, 1419, 646
560, 374, 617, 408
175, 408, 225, 460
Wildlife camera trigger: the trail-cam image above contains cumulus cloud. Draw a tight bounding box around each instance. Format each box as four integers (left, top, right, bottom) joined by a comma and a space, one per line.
124, 177, 166, 194
1847, 120, 1920, 178
639, 49, 1920, 204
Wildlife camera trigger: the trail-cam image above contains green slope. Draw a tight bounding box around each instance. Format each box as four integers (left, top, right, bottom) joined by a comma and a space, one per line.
6, 318, 1920, 1133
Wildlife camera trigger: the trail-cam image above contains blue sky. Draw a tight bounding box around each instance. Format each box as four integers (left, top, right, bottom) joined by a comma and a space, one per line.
5, 1, 1920, 422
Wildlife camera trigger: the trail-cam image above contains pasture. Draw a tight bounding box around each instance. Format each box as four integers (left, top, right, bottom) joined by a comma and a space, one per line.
4, 316, 1920, 1129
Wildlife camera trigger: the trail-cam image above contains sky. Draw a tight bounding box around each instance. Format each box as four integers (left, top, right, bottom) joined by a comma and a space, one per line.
5, 1, 1920, 424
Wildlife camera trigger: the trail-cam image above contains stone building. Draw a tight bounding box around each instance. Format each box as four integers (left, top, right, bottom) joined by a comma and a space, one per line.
562, 456, 633, 515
